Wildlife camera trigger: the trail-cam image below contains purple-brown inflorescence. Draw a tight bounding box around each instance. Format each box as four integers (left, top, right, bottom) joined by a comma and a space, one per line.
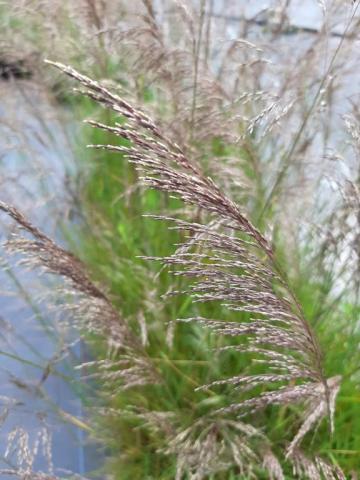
0, 200, 159, 392
45, 61, 342, 470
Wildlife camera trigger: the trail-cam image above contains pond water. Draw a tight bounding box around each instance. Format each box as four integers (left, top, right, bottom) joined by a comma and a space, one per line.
0, 80, 88, 478
214, 0, 350, 29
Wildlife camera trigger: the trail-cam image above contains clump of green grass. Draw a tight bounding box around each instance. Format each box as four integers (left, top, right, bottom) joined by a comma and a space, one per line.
55, 62, 360, 478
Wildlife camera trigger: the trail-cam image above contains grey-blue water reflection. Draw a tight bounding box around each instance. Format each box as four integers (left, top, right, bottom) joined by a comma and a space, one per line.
0, 80, 88, 478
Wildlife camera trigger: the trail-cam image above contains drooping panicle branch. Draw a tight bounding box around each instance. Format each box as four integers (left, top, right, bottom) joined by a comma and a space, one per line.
47, 60, 340, 463
0, 201, 159, 391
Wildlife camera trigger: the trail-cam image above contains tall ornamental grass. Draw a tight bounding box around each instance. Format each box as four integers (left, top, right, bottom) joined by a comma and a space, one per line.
1, 1, 360, 479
